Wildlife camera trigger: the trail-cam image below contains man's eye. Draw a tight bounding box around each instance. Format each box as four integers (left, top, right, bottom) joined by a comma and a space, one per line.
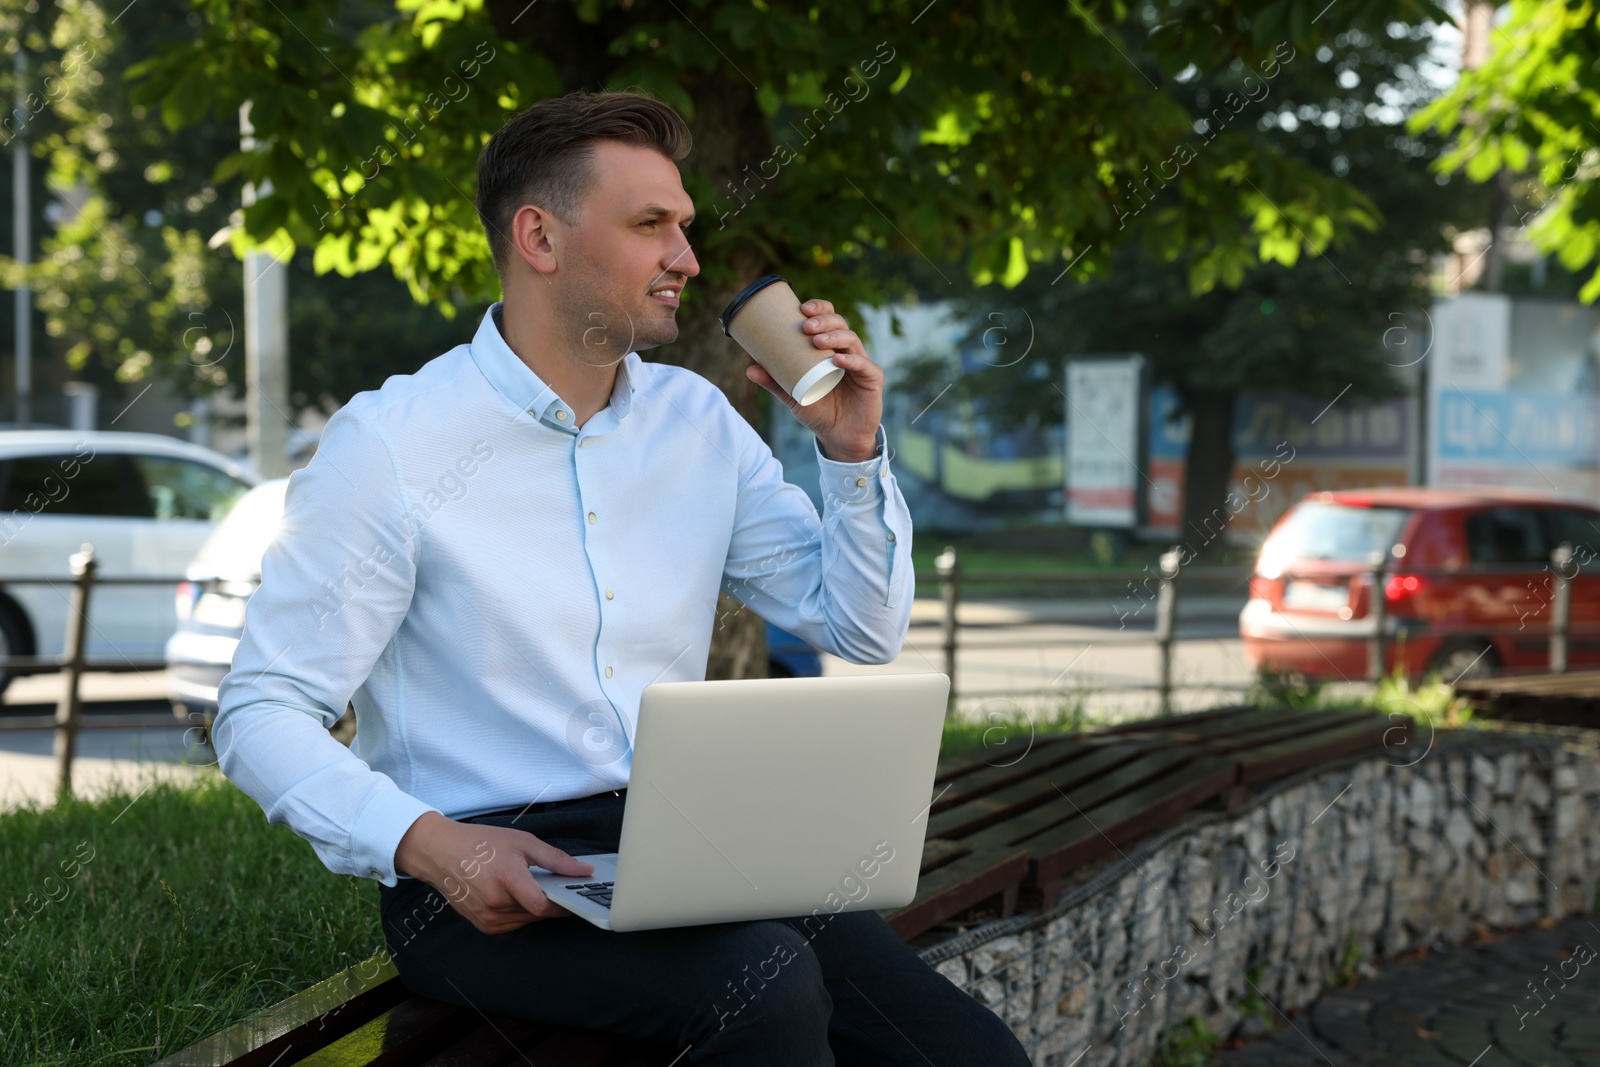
639, 220, 656, 228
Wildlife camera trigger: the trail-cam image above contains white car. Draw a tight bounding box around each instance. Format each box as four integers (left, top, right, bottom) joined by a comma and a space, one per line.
166, 478, 288, 720
0, 431, 258, 696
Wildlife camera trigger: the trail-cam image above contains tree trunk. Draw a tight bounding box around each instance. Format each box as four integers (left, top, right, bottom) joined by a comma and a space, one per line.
488, 6, 778, 679
1178, 388, 1239, 566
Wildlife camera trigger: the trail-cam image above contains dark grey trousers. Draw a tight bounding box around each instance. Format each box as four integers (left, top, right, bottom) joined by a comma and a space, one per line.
378, 791, 1032, 1065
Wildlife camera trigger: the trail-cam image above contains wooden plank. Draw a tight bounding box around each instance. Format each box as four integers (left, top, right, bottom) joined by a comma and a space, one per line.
940, 748, 1198, 851
879, 847, 1032, 940
295, 997, 475, 1067
926, 742, 1166, 841
150, 957, 407, 1067
932, 731, 1082, 784
1195, 710, 1380, 754
1025, 759, 1238, 892
1090, 704, 1264, 734
919, 837, 971, 873
412, 1018, 545, 1067
1111, 706, 1337, 743
1237, 716, 1397, 785
927, 735, 1131, 815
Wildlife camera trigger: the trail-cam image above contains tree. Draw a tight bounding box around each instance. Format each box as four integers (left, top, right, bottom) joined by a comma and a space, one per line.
896, 13, 1486, 558
0, 0, 494, 430
1414, 0, 1600, 302
112, 0, 1446, 671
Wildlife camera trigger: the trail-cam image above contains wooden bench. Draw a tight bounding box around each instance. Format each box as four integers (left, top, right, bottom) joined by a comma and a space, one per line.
1455, 668, 1600, 725
154, 705, 1403, 1066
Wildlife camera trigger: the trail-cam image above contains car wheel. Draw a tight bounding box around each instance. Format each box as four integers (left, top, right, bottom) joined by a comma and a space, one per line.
1430, 640, 1498, 685
0, 597, 33, 703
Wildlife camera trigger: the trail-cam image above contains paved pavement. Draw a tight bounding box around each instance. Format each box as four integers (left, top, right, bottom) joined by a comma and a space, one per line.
1215, 915, 1600, 1067
0, 670, 208, 811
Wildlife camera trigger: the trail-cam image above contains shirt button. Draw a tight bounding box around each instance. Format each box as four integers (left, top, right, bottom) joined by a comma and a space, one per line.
588, 512, 597, 524
556, 410, 568, 421
856, 476, 868, 487
887, 532, 896, 542
369, 868, 382, 879
605, 588, 614, 600
605, 666, 614, 678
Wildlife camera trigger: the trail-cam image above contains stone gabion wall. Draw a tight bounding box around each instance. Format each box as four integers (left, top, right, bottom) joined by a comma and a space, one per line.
913, 727, 1600, 1067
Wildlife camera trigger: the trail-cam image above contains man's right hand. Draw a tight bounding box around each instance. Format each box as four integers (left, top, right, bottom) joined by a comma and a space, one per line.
393, 811, 596, 934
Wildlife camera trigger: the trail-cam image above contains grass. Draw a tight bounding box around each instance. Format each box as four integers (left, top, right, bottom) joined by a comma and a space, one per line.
0, 770, 383, 1067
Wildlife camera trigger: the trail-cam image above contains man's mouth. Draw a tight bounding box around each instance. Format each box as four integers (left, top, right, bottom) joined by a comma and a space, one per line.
648, 285, 682, 308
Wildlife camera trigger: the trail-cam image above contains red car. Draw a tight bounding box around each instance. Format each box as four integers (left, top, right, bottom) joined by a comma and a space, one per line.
1240, 487, 1600, 683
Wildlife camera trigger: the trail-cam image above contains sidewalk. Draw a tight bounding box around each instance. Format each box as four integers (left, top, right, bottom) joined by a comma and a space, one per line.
0, 670, 206, 811
1215, 914, 1600, 1066
907, 594, 1246, 628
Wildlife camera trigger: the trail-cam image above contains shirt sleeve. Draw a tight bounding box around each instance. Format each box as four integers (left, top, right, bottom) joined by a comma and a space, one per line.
212, 406, 440, 886
721, 422, 913, 664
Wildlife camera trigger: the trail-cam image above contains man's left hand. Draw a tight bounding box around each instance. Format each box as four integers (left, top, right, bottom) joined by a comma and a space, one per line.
745, 298, 883, 463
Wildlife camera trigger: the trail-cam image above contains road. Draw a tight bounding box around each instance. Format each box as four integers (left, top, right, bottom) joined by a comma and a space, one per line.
823, 594, 1255, 722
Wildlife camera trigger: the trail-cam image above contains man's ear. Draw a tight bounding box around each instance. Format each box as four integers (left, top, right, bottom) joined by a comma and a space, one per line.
512, 204, 561, 277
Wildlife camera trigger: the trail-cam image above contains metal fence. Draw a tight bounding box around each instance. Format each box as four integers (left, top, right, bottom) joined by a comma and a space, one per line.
923, 543, 1593, 718
924, 546, 1253, 717
0, 543, 185, 799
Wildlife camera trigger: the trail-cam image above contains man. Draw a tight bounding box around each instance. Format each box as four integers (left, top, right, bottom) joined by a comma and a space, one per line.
215, 89, 1030, 1065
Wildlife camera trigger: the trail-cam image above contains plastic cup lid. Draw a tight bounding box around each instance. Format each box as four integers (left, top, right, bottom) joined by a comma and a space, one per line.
719, 274, 788, 337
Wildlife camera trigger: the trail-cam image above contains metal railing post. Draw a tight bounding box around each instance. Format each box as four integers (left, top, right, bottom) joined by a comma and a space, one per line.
1367, 550, 1388, 684
1551, 542, 1573, 674
1154, 546, 1182, 717
935, 545, 960, 718
53, 543, 96, 800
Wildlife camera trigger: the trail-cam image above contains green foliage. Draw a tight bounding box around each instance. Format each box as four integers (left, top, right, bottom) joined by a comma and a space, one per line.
1248, 666, 1474, 730
0, 772, 382, 1066
1152, 1014, 1225, 1067
0, 0, 491, 419
1414, 0, 1600, 301
109, 0, 1452, 323
1236, 966, 1278, 1031
1326, 932, 1368, 987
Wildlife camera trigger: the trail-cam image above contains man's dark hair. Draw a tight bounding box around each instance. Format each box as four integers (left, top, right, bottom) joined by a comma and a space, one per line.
475, 89, 693, 279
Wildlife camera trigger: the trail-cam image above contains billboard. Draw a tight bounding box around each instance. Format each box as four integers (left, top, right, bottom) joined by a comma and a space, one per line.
1065, 356, 1145, 527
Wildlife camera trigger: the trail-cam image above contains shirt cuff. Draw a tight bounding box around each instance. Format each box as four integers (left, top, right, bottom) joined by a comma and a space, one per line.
815, 425, 889, 502
351, 789, 444, 887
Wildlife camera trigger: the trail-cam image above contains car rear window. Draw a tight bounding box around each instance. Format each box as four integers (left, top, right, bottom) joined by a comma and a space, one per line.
1265, 502, 1410, 563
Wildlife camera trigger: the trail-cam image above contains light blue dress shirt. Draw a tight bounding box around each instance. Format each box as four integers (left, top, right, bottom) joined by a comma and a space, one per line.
214, 302, 914, 885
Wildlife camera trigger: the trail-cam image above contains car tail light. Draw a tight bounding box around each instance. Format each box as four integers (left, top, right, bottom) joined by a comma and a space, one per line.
1249, 576, 1280, 603
1384, 573, 1425, 613
174, 580, 197, 623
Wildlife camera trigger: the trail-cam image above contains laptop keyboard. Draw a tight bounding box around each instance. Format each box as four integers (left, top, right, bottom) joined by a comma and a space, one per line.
565, 881, 615, 908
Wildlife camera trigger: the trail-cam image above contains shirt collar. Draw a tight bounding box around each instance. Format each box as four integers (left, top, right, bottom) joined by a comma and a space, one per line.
470, 301, 637, 426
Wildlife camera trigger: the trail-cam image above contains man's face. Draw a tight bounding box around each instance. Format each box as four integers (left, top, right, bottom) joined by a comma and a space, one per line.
554, 140, 699, 364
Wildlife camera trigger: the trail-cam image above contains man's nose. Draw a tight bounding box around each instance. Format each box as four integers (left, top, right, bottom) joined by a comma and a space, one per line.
664, 237, 700, 278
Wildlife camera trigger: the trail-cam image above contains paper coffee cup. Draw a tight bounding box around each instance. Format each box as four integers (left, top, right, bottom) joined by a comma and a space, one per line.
719, 275, 846, 407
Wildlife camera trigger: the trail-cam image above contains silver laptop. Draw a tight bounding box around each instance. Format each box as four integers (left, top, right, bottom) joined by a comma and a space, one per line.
529, 672, 950, 932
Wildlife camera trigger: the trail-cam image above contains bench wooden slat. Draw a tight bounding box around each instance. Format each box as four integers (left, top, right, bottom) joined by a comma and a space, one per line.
948, 747, 1196, 852
926, 740, 1161, 840
1024, 759, 1239, 895
149, 957, 407, 1066
411, 1017, 544, 1067
1236, 715, 1404, 785
919, 837, 972, 873
296, 997, 475, 1067
928, 736, 1115, 813
879, 846, 1032, 939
